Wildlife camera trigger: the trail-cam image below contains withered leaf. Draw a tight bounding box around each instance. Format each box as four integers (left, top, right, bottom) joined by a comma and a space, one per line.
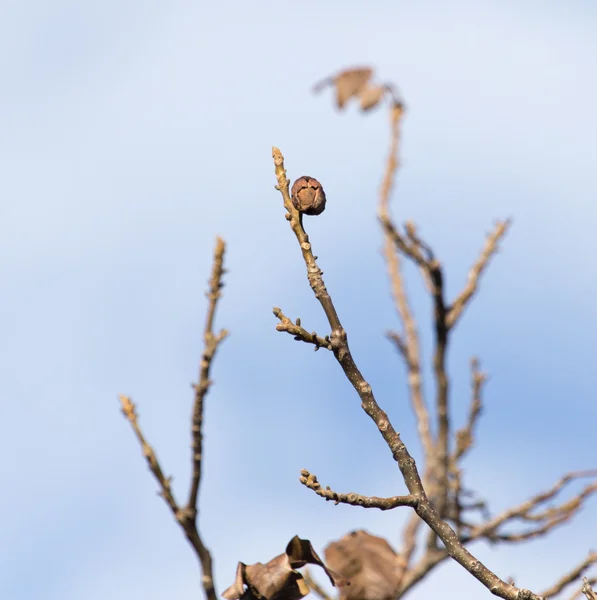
223, 536, 347, 600
334, 67, 373, 109
286, 536, 346, 586
325, 530, 402, 600
313, 66, 404, 113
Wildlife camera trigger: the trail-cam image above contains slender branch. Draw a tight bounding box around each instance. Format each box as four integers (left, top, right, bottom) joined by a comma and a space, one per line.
379, 101, 434, 478
300, 469, 418, 510
454, 358, 486, 462
120, 396, 179, 514
447, 357, 488, 534
377, 103, 436, 586
483, 512, 578, 543
563, 579, 596, 600
378, 103, 404, 217
446, 220, 511, 329
304, 569, 333, 600
120, 237, 228, 600
398, 476, 597, 595
272, 150, 341, 333
384, 257, 432, 461
540, 554, 597, 598
582, 578, 597, 600
380, 218, 429, 270
273, 307, 332, 350
120, 395, 218, 600
272, 146, 543, 600
398, 548, 449, 595
398, 509, 427, 586
382, 200, 452, 529
430, 258, 450, 524
463, 471, 597, 544
189, 237, 229, 510
309, 66, 592, 600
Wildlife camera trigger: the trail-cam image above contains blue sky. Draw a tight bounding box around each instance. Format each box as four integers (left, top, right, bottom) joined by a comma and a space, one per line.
1, 1, 596, 599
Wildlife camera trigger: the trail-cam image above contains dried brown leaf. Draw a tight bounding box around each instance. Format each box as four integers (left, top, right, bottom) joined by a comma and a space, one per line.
286, 536, 346, 586
334, 68, 373, 109
325, 531, 402, 600
223, 537, 346, 600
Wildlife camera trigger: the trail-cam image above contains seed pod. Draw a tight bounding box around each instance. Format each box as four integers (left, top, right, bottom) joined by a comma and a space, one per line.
291, 176, 326, 216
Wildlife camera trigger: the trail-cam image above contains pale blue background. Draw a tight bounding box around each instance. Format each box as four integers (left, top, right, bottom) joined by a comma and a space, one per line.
1, 1, 596, 599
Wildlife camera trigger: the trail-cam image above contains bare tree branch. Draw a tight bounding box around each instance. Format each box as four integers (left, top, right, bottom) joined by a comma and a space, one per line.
446, 220, 511, 329
379, 218, 430, 270
463, 471, 597, 545
120, 237, 228, 600
429, 256, 450, 526
582, 578, 597, 600
570, 581, 597, 600
454, 357, 486, 462
379, 102, 434, 477
273, 307, 333, 350
304, 569, 334, 600
381, 195, 452, 531
120, 396, 179, 514
300, 469, 418, 510
398, 547, 449, 596
540, 554, 597, 598
302, 64, 595, 600
377, 102, 436, 587
272, 146, 543, 600
397, 509, 427, 585
384, 222, 453, 534
189, 236, 229, 510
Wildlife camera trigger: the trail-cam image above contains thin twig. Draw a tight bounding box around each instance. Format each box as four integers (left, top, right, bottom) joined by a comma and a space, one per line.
540, 554, 597, 598
273, 307, 332, 350
454, 358, 486, 462
120, 396, 179, 514
463, 471, 597, 544
304, 569, 333, 600
189, 237, 229, 510
381, 161, 452, 528
377, 102, 434, 586
582, 578, 597, 600
121, 237, 228, 600
300, 469, 418, 510
379, 101, 433, 477
429, 256, 450, 526
567, 580, 597, 600
446, 220, 511, 329
120, 395, 218, 600
398, 547, 449, 595
380, 218, 429, 269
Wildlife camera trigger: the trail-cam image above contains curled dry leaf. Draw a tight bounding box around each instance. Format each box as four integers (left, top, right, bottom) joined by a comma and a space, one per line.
291, 176, 327, 216
325, 530, 403, 600
313, 67, 394, 112
223, 536, 347, 600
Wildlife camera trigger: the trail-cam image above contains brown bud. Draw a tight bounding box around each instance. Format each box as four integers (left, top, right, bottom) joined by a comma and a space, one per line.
291, 176, 326, 216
